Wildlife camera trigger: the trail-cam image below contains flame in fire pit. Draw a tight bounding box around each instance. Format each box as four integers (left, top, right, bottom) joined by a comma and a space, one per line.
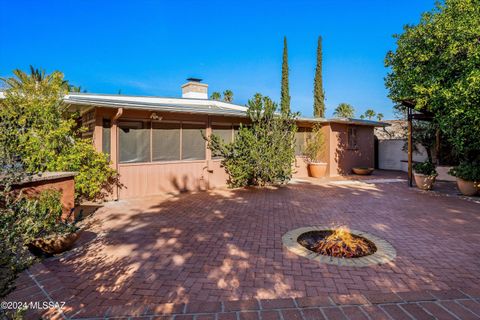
311, 226, 373, 258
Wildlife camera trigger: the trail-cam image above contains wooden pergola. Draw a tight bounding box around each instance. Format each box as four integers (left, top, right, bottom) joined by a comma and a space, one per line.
401, 100, 436, 187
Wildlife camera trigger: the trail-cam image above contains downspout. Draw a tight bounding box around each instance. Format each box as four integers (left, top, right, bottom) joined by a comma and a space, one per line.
112, 107, 123, 200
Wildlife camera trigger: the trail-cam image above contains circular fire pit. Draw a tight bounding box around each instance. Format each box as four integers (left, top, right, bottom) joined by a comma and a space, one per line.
282, 226, 396, 267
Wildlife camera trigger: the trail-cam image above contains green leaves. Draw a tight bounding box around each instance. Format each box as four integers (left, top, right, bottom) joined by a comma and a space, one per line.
448, 162, 480, 181
303, 124, 326, 163
413, 161, 437, 176
333, 103, 355, 118
314, 36, 325, 118
281, 36, 291, 114
385, 0, 480, 162
207, 94, 297, 187
0, 67, 119, 202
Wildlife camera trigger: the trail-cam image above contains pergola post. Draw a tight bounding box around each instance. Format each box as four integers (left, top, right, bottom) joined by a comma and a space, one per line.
407, 107, 413, 187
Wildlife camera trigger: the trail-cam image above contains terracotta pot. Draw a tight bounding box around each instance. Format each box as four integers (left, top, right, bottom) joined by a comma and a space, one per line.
352, 167, 374, 175
456, 178, 478, 196
308, 162, 327, 178
28, 230, 81, 255
414, 173, 436, 190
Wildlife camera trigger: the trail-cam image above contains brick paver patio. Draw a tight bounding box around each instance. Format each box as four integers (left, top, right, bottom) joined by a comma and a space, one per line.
3, 171, 480, 319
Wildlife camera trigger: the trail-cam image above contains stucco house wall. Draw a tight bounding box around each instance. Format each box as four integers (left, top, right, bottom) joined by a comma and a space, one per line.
90, 107, 379, 199
328, 123, 374, 176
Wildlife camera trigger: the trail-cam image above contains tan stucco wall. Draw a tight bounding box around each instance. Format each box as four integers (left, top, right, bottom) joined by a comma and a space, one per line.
328, 123, 374, 176
91, 108, 376, 198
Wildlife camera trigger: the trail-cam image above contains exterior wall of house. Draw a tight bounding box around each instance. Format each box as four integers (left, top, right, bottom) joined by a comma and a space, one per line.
327, 123, 374, 176
93, 108, 249, 198
91, 108, 377, 198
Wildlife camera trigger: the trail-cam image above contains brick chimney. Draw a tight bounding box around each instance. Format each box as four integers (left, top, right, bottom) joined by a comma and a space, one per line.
181, 78, 208, 99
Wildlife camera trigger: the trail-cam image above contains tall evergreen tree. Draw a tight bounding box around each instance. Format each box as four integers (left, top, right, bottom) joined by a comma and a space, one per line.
280, 36, 290, 114
313, 36, 325, 117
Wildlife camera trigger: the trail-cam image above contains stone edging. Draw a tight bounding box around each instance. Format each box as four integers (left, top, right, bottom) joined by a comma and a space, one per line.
282, 226, 396, 267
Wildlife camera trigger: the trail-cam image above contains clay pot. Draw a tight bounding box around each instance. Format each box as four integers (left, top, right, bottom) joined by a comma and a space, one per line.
352, 167, 374, 175
414, 173, 436, 190
456, 178, 478, 196
308, 162, 327, 178
29, 230, 81, 255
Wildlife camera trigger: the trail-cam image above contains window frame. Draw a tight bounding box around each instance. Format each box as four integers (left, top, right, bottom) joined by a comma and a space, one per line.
347, 126, 359, 150
117, 119, 207, 164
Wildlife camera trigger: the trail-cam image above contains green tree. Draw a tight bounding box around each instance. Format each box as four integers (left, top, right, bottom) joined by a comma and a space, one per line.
280, 36, 290, 114
385, 0, 480, 162
313, 36, 325, 117
333, 103, 355, 118
223, 89, 233, 102
377, 113, 384, 121
210, 92, 221, 100
207, 94, 297, 187
0, 67, 119, 202
363, 109, 376, 120
69, 85, 86, 93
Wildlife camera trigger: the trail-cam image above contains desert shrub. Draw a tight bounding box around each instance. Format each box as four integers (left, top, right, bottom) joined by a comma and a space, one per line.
50, 138, 119, 202
207, 94, 297, 187
303, 123, 326, 163
413, 161, 437, 176
0, 67, 120, 202
0, 186, 78, 297
448, 162, 480, 182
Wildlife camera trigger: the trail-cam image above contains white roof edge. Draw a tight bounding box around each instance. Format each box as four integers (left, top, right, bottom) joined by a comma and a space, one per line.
65, 93, 248, 112
1, 91, 386, 127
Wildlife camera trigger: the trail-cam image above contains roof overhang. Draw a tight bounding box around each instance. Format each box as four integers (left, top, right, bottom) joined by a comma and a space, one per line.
1, 91, 389, 127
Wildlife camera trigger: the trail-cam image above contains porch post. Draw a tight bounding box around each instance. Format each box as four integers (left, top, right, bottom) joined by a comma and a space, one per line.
407, 107, 413, 187
111, 108, 123, 200
435, 128, 440, 165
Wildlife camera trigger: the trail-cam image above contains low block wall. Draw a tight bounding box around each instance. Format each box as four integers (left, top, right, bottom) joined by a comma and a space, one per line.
13, 172, 76, 219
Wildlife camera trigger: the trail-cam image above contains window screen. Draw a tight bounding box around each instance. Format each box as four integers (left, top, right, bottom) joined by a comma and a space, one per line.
295, 128, 305, 155
102, 119, 111, 161
212, 124, 232, 159
212, 124, 233, 144
152, 122, 180, 161
119, 121, 150, 163
181, 123, 206, 160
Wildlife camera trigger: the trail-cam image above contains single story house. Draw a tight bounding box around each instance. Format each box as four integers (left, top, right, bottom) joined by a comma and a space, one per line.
8, 79, 386, 199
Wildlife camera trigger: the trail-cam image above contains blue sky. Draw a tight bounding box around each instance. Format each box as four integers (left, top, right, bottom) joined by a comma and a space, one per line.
0, 1, 434, 119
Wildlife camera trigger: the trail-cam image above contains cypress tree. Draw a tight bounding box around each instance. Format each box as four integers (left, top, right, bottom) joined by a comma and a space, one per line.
280, 36, 290, 114
313, 36, 325, 118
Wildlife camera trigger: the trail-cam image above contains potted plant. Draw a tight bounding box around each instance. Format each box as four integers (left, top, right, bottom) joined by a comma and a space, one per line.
352, 167, 374, 175
448, 162, 480, 196
413, 161, 437, 190
303, 124, 328, 178
23, 190, 81, 255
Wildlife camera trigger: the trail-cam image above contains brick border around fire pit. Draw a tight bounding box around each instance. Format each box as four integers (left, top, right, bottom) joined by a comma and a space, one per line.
282, 226, 396, 267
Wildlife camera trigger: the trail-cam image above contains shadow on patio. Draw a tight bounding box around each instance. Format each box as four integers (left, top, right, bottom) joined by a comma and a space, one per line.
24, 176, 480, 316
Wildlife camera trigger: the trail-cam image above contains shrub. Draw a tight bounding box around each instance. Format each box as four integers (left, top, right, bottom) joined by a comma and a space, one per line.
448, 162, 480, 182
303, 123, 326, 163
207, 94, 297, 187
413, 161, 437, 176
0, 67, 120, 202
0, 187, 78, 297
